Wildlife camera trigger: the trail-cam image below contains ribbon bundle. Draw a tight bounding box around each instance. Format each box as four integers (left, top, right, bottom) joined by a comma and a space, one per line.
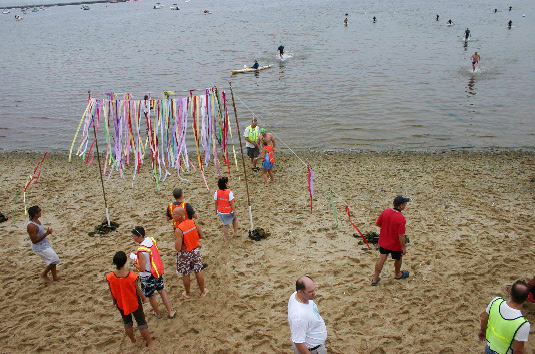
69, 89, 236, 189
23, 152, 50, 214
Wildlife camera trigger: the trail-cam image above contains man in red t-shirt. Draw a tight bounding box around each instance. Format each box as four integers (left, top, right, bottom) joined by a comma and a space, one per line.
371, 196, 410, 286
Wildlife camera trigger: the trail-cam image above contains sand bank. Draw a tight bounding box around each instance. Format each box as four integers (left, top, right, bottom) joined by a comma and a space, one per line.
0, 150, 534, 353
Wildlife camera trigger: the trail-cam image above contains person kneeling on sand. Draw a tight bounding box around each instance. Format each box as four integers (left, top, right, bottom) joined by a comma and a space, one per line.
26, 205, 62, 283
132, 226, 176, 319
106, 251, 155, 347
173, 207, 208, 298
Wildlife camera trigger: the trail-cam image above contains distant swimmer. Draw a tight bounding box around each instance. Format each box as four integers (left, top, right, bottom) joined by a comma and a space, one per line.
251, 60, 259, 69
345, 13, 348, 16
448, 19, 453, 25
464, 28, 470, 40
278, 45, 284, 58
373, 16, 377, 23
494, 8, 497, 13
508, 20, 513, 28
470, 51, 480, 72
509, 6, 512, 11
344, 17, 348, 26
436, 14, 439, 21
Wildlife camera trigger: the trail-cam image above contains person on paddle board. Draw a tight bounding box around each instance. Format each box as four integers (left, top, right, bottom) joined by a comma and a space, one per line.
278, 45, 284, 58
251, 60, 259, 69
470, 51, 480, 71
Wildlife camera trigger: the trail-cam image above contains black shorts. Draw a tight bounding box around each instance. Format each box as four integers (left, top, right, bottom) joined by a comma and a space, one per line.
379, 246, 402, 260
117, 297, 148, 330
247, 146, 260, 158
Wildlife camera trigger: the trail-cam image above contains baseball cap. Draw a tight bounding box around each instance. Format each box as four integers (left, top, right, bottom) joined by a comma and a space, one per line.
260, 128, 266, 133
393, 196, 410, 207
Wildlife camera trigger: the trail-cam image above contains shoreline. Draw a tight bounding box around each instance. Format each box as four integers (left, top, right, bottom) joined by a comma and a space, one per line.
1, 150, 534, 353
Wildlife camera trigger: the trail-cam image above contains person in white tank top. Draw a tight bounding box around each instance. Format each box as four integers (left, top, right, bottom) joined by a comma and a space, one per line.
26, 206, 61, 283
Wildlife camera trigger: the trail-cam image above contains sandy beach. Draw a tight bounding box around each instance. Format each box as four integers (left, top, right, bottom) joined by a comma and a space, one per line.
0, 150, 534, 353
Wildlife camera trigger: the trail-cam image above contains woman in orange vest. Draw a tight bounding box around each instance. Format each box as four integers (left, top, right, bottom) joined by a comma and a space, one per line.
260, 139, 275, 187
106, 251, 155, 347
214, 176, 239, 240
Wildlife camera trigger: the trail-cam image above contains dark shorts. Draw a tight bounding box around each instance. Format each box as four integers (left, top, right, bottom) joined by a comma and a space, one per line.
247, 146, 260, 158
176, 248, 203, 275
379, 246, 402, 260
140, 274, 165, 298
472, 61, 478, 64
117, 297, 148, 330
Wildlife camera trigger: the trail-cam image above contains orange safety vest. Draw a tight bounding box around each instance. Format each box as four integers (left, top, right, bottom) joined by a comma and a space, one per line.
169, 202, 189, 229
106, 271, 139, 315
216, 189, 233, 213
177, 219, 200, 252
264, 145, 274, 163
137, 237, 165, 278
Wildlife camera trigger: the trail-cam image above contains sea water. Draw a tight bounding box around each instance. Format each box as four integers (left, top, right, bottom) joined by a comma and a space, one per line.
0, 0, 534, 152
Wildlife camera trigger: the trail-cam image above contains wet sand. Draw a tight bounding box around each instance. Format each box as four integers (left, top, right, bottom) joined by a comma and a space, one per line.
0, 150, 534, 353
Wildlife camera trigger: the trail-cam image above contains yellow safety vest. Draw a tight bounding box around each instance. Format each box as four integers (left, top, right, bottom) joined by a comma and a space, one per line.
247, 125, 259, 143
486, 298, 528, 354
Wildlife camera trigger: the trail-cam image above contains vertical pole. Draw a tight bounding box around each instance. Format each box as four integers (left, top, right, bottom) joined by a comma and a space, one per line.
89, 90, 111, 227
229, 83, 254, 232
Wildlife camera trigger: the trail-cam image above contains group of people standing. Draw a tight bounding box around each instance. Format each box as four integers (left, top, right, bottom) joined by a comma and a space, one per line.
244, 118, 277, 186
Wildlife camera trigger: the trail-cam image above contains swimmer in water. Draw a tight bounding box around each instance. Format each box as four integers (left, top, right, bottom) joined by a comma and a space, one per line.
509, 6, 512, 11
278, 45, 284, 58
436, 14, 439, 21
507, 20, 512, 28
373, 16, 376, 22
447, 19, 453, 25
344, 17, 348, 26
464, 28, 470, 40
470, 51, 480, 72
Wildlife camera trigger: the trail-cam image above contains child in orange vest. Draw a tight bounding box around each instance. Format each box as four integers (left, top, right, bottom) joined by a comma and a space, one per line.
132, 226, 176, 319
106, 251, 155, 347
214, 177, 239, 240
260, 139, 275, 187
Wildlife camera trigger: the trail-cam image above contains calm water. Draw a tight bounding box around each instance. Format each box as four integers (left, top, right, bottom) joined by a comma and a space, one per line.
1, 0, 534, 152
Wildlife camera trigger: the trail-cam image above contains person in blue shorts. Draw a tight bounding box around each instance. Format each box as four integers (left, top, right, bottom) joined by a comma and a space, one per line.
260, 139, 275, 187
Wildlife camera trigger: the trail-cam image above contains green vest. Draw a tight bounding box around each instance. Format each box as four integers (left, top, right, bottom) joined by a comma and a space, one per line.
247, 125, 259, 143
486, 298, 528, 354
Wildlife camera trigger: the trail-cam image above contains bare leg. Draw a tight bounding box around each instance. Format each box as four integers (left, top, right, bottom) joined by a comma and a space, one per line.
222, 225, 229, 241
50, 264, 62, 281
251, 157, 257, 169
41, 264, 53, 283
394, 258, 403, 278
139, 328, 155, 347
268, 168, 275, 182
182, 274, 191, 298
157, 289, 174, 317
373, 254, 388, 283
125, 327, 136, 343
263, 169, 269, 186
147, 296, 161, 318
232, 217, 239, 237
196, 271, 208, 296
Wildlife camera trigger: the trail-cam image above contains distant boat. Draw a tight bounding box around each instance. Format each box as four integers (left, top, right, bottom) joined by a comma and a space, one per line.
2, 9, 10, 14
32, 8, 39, 12
231, 64, 273, 74
81, 5, 90, 10
153, 3, 164, 9
185, 0, 190, 2
170, 4, 180, 10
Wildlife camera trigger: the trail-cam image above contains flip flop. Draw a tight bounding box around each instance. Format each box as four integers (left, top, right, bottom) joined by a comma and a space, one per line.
371, 277, 381, 286
167, 309, 177, 319
151, 311, 162, 319
395, 270, 410, 280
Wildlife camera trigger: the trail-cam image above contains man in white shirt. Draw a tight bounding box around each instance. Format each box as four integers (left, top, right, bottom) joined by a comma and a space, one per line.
288, 276, 328, 354
478, 280, 530, 354
244, 118, 260, 171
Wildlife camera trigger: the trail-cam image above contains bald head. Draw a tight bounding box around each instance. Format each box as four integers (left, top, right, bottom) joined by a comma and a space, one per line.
296, 276, 316, 302
172, 207, 185, 222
